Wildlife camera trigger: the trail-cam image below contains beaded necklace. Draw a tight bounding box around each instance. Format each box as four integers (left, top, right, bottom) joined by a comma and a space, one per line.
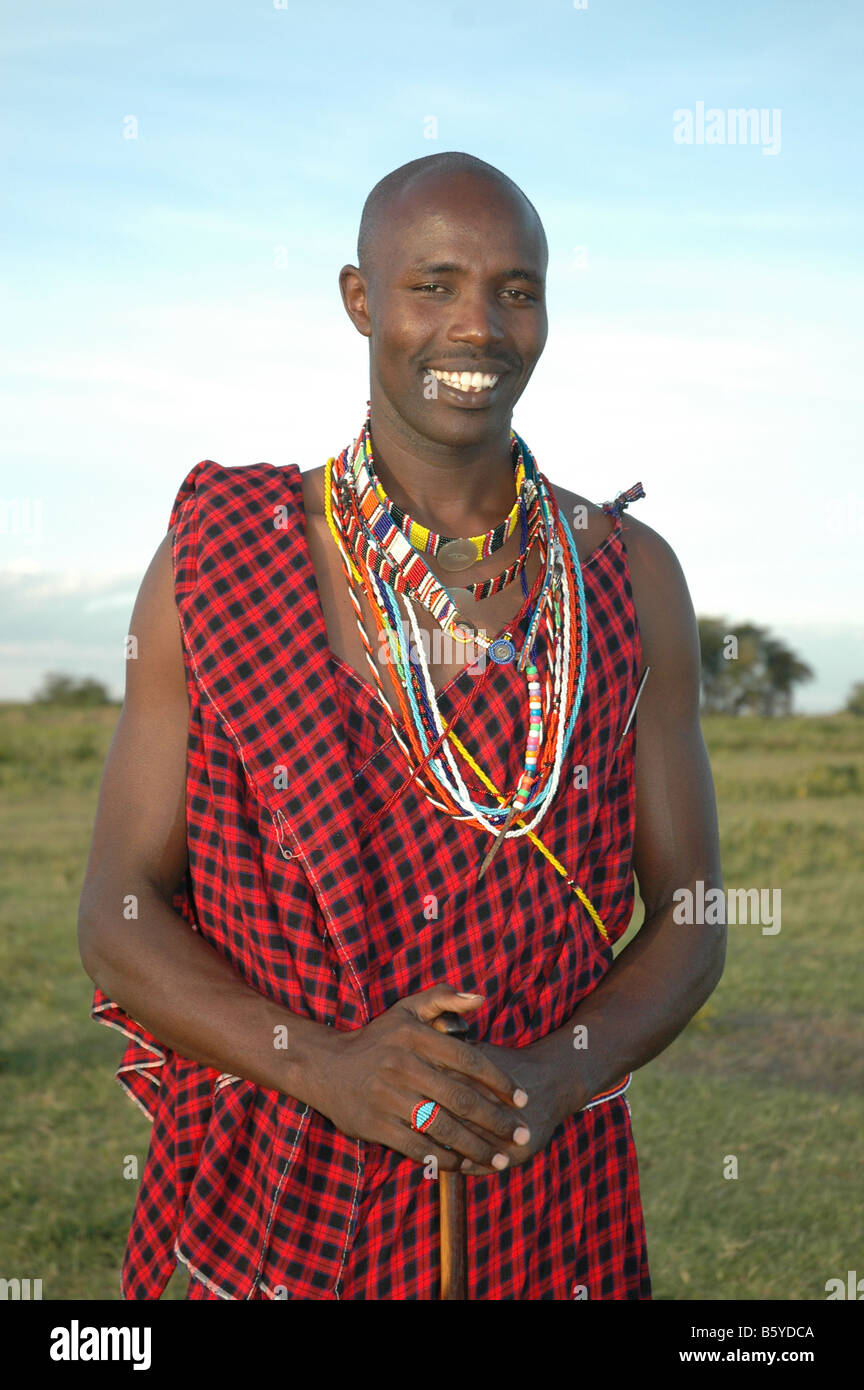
340, 419, 543, 621
360, 401, 525, 569
322, 410, 588, 856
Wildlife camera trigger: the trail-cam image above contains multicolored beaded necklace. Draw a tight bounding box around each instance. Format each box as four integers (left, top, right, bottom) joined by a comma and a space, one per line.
338, 409, 544, 620
362, 403, 525, 571
322, 407, 589, 865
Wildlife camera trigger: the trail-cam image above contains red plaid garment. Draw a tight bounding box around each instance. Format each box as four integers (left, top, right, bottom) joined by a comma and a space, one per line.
91, 455, 651, 1300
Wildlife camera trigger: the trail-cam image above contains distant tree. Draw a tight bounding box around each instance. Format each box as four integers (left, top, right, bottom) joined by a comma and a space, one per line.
696, 618, 814, 716
845, 682, 864, 717
32, 672, 113, 706
760, 638, 815, 717
696, 617, 729, 713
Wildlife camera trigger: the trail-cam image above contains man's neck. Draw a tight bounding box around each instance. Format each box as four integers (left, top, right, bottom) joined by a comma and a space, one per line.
366, 394, 518, 536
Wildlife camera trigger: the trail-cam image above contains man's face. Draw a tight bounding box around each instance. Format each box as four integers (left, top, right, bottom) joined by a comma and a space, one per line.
343, 171, 548, 449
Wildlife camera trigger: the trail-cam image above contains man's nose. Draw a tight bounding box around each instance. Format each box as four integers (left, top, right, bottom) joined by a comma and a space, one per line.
446, 293, 506, 347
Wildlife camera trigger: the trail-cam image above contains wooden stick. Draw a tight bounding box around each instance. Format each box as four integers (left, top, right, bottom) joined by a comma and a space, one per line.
431, 1011, 470, 1300
476, 804, 518, 882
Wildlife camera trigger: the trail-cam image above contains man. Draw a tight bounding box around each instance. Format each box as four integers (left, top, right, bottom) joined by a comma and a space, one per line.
78, 152, 725, 1301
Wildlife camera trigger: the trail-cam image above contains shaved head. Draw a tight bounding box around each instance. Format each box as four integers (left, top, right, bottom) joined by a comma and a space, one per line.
339, 150, 549, 455
357, 152, 547, 283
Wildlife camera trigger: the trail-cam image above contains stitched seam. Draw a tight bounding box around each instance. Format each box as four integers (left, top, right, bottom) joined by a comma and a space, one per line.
332, 1141, 363, 1301
175, 498, 367, 1012
351, 739, 398, 782
273, 813, 370, 1024
113, 1075, 157, 1121
92, 999, 167, 1066
272, 807, 297, 859
581, 523, 619, 569
250, 1104, 311, 1298
255, 809, 370, 1298
175, 1243, 235, 1300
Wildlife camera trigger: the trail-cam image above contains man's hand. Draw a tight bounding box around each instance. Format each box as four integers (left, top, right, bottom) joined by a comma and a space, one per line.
456, 1037, 583, 1173
305, 984, 533, 1175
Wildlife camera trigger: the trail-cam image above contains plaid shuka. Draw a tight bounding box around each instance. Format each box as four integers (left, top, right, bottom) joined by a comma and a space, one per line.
91, 456, 651, 1301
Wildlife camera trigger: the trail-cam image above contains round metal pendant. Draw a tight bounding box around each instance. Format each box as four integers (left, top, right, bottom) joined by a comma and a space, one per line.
449, 587, 473, 608
437, 538, 480, 571
488, 636, 517, 665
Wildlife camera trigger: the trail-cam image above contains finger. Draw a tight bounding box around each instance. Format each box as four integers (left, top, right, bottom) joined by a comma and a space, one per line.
457, 1111, 533, 1157
400, 1056, 530, 1148
387, 1087, 506, 1171
458, 1158, 513, 1176
401, 983, 485, 1026
414, 1105, 511, 1170
382, 1119, 495, 1174
411, 1027, 528, 1109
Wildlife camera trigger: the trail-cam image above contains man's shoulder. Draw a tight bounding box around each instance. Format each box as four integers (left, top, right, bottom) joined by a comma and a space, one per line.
301, 464, 326, 516
548, 478, 670, 571
551, 479, 679, 575
550, 479, 692, 655
548, 480, 612, 561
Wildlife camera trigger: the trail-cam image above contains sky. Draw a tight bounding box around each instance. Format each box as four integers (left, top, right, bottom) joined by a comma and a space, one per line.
1, 0, 862, 711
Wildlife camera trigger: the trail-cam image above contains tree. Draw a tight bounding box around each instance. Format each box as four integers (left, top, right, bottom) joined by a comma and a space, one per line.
696, 619, 814, 716
845, 682, 864, 717
32, 673, 113, 707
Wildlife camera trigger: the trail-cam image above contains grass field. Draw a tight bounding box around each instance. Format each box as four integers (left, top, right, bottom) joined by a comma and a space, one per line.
1, 702, 861, 1300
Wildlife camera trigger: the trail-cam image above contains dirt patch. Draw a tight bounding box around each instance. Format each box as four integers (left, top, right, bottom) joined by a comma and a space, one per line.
655, 1012, 864, 1095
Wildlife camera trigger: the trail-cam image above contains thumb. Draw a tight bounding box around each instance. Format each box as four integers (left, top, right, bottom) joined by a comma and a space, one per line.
405, 983, 485, 1026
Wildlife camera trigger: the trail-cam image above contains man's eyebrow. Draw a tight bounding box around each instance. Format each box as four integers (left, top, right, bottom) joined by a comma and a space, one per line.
406, 261, 545, 284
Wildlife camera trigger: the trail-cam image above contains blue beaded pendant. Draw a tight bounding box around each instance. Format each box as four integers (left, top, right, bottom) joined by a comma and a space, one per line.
488, 636, 516, 665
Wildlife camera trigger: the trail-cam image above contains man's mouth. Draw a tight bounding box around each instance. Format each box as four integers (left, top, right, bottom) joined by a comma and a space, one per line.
429, 368, 501, 395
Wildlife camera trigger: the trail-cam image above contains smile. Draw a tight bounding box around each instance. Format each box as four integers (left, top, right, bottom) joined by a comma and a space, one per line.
429, 368, 500, 394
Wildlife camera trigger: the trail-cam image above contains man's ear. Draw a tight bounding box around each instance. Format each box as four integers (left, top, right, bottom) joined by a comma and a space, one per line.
339, 264, 372, 339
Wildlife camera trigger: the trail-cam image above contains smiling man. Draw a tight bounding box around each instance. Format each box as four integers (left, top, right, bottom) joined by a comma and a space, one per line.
78, 152, 725, 1301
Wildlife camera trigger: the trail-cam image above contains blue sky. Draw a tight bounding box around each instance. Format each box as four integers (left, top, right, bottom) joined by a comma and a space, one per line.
1, 0, 862, 709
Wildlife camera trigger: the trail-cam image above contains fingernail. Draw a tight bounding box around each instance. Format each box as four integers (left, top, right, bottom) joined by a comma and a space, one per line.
513, 1088, 529, 1107
457, 992, 483, 999
492, 1153, 509, 1170
513, 1126, 531, 1145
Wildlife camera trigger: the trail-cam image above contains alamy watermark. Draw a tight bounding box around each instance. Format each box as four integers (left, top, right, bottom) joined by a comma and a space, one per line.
673, 879, 781, 935
674, 102, 781, 156
49, 1321, 151, 1370
377, 619, 486, 673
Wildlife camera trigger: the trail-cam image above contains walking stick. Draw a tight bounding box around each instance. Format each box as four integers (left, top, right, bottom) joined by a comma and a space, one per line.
431, 1010, 471, 1300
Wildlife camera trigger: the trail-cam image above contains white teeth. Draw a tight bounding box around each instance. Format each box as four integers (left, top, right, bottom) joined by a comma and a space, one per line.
430, 368, 500, 393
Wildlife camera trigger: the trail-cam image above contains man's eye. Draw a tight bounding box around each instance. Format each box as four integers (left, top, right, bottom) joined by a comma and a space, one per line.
411, 283, 537, 300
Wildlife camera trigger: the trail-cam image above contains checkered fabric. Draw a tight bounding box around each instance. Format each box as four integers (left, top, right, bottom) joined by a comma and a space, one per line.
91, 454, 651, 1300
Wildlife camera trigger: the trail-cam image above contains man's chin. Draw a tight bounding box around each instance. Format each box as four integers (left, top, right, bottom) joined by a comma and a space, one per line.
407, 396, 512, 448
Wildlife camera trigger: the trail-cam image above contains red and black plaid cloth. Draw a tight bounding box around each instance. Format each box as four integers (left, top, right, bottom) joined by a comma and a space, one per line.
91, 456, 651, 1300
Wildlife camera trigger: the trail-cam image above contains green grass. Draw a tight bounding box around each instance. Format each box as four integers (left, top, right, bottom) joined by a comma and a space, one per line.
1, 703, 861, 1300
617, 713, 864, 1299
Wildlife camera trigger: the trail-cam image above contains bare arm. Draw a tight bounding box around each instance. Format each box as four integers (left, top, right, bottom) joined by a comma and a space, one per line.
470, 515, 726, 1152
78, 529, 530, 1172
556, 516, 727, 1103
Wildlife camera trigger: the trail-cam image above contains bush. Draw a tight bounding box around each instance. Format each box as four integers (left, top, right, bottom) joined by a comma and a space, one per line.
31, 674, 112, 707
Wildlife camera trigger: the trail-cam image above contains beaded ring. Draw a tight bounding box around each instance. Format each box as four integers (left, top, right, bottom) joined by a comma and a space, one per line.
411, 1100, 440, 1133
